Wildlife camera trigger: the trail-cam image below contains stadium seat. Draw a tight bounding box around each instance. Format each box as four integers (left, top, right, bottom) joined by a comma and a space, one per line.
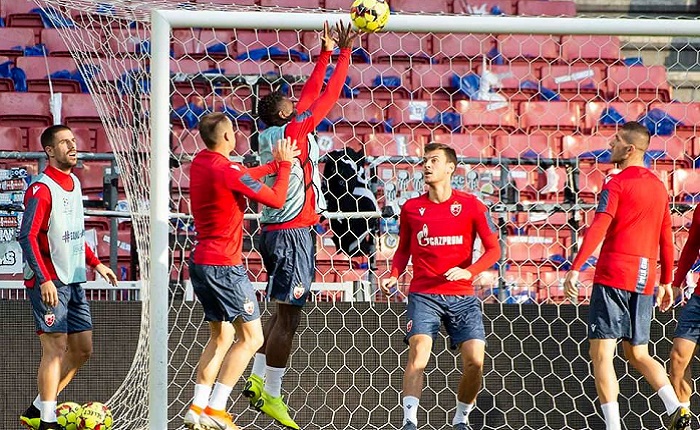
648, 102, 700, 138
540, 64, 605, 101
474, 63, 541, 101
561, 134, 612, 159
62, 93, 101, 131
235, 30, 305, 61
539, 270, 595, 303
517, 0, 576, 16
366, 32, 432, 64
583, 101, 646, 132
41, 28, 104, 57
217, 59, 278, 77
363, 132, 424, 157
345, 63, 411, 100
454, 100, 518, 131
390, 0, 449, 13
172, 128, 202, 156
0, 92, 52, 128
433, 33, 495, 63
647, 135, 689, 166
577, 164, 610, 201
386, 99, 454, 135
1, 0, 41, 26
496, 34, 560, 63
519, 101, 582, 132
606, 64, 671, 102
560, 35, 621, 64
171, 162, 191, 195
673, 169, 700, 203
453, 0, 515, 15
196, 0, 256, 4
260, 0, 321, 7
172, 29, 236, 59
0, 28, 36, 57
409, 63, 474, 100
0, 126, 25, 151
432, 132, 493, 158
17, 56, 83, 93
494, 133, 554, 159
73, 161, 109, 193
327, 98, 384, 133
316, 132, 364, 156
506, 235, 565, 264
96, 229, 132, 259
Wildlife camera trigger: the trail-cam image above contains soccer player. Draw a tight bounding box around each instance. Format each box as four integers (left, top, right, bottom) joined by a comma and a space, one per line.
242, 21, 358, 429
380, 143, 501, 430
669, 207, 700, 413
18, 125, 118, 430
563, 121, 691, 430
182, 112, 299, 430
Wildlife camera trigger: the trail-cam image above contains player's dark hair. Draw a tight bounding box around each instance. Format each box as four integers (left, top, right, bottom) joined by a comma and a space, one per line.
198, 112, 229, 149
620, 121, 650, 151
40, 125, 72, 151
258, 91, 287, 127
424, 142, 458, 167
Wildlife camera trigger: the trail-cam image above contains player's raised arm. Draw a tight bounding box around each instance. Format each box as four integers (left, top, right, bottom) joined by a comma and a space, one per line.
296, 21, 336, 112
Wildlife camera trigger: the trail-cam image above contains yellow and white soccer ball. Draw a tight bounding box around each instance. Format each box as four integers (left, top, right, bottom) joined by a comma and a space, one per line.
350, 0, 390, 32
56, 402, 82, 430
77, 402, 113, 430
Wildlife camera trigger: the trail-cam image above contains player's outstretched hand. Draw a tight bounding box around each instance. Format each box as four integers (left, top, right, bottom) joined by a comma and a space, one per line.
657, 283, 673, 312
321, 20, 336, 52
563, 270, 579, 301
96, 263, 118, 286
40, 280, 58, 307
273, 137, 301, 163
380, 276, 398, 296
444, 267, 472, 282
336, 20, 360, 50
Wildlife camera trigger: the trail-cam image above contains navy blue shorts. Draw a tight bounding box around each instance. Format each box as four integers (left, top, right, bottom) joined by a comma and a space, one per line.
259, 227, 315, 307
588, 283, 653, 345
405, 293, 485, 350
675, 294, 700, 344
27, 279, 92, 334
189, 262, 260, 323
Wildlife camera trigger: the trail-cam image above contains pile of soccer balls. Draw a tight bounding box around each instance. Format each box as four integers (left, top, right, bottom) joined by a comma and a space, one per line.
350, 0, 390, 32
56, 402, 113, 430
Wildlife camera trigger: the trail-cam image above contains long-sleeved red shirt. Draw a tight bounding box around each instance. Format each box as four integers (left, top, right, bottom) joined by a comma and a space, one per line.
674, 208, 700, 291
190, 149, 291, 265
390, 190, 501, 295
19, 165, 101, 287
264, 48, 351, 230
571, 166, 673, 295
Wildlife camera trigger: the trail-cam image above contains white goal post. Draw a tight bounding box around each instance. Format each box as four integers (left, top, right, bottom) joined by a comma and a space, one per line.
147, 9, 699, 430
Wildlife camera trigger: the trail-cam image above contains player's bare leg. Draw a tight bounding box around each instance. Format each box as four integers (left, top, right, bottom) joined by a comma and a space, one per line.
185, 322, 235, 430
590, 339, 621, 430
58, 331, 93, 392
244, 314, 278, 404
200, 319, 263, 430
622, 341, 690, 429
401, 334, 433, 429
670, 338, 697, 405
452, 340, 485, 429
34, 334, 67, 428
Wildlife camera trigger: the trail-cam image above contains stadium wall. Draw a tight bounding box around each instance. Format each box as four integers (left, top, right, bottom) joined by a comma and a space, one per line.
2, 301, 697, 430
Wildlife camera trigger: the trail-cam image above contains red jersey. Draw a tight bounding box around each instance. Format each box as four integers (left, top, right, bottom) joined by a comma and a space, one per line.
674, 208, 700, 292
571, 166, 673, 295
390, 190, 501, 295
190, 150, 291, 265
19, 166, 101, 287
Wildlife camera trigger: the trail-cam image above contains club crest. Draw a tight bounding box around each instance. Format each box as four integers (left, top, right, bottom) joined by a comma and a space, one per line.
243, 298, 255, 315
406, 320, 413, 332
450, 201, 462, 216
44, 310, 55, 327
293, 284, 305, 300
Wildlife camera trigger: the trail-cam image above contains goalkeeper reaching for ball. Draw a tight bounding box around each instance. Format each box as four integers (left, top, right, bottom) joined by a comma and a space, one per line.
242, 21, 358, 430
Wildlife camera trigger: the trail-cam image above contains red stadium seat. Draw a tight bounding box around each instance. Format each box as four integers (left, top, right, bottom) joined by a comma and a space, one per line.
583, 101, 646, 132
1, 0, 40, 24
453, 0, 515, 15
73, 161, 109, 192
494, 133, 554, 159
648, 102, 700, 138
561, 134, 612, 159
345, 63, 411, 100
433, 33, 495, 63
327, 98, 384, 133
171, 163, 191, 194
409, 64, 474, 99
315, 132, 363, 156
363, 133, 424, 157
172, 29, 235, 59
606, 65, 671, 102
62, 93, 101, 131
0, 92, 52, 128
41, 28, 104, 57
540, 64, 605, 101
17, 57, 83, 93
474, 63, 541, 101
577, 164, 610, 201
517, 0, 576, 16
647, 135, 689, 165
0, 28, 36, 56
673, 169, 700, 202
366, 32, 432, 64
506, 235, 565, 263
454, 100, 518, 131
0, 55, 11, 91
172, 128, 202, 156
496, 34, 560, 63
386, 99, 452, 134
196, 0, 256, 4
260, 0, 321, 8
519, 101, 582, 132
0, 126, 25, 151
432, 132, 493, 158
560, 35, 621, 64
235, 30, 305, 61
390, 0, 449, 13
96, 229, 132, 259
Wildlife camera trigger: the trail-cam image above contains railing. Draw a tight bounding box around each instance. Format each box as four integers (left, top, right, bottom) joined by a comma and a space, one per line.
0, 280, 142, 301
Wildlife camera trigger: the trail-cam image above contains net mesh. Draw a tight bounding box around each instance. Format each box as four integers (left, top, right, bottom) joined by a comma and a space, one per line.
33, 1, 700, 429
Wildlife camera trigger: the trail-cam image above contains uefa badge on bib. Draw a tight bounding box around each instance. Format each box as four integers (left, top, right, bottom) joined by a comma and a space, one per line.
243, 298, 255, 315
44, 309, 55, 327
293, 284, 305, 300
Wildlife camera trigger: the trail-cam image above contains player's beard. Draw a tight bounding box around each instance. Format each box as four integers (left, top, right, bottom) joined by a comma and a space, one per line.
55, 153, 77, 171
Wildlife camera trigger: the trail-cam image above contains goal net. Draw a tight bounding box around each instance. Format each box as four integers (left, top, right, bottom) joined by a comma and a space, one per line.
35, 1, 699, 429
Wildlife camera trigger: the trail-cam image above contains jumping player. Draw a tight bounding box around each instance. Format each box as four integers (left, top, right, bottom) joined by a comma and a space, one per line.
564, 121, 691, 430
380, 142, 501, 430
